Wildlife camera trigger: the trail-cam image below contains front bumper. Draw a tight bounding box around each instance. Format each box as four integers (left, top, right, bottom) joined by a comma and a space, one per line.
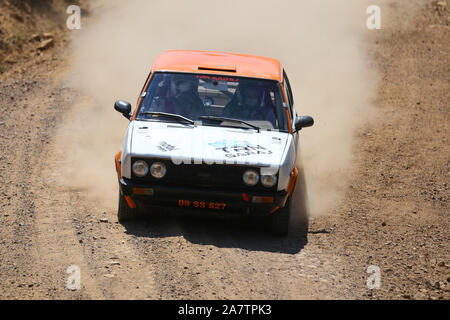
119, 177, 289, 216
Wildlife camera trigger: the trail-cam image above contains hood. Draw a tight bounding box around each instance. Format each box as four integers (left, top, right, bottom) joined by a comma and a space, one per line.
130, 120, 289, 167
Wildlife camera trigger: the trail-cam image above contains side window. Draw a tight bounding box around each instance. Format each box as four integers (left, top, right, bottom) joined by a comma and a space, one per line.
283, 70, 294, 118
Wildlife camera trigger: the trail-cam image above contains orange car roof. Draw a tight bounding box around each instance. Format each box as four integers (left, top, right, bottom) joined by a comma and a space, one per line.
151, 50, 283, 82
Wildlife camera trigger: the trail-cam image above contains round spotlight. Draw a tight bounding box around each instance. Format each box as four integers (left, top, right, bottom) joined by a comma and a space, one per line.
150, 162, 167, 179
261, 174, 278, 188
243, 170, 259, 186
132, 160, 149, 177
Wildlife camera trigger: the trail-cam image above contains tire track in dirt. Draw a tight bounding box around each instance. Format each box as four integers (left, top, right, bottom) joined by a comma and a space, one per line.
0, 78, 56, 298
0, 60, 160, 299
0, 74, 105, 299
41, 96, 160, 299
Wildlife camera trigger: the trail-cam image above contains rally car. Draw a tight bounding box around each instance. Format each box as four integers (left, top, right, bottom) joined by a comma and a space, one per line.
114, 50, 313, 235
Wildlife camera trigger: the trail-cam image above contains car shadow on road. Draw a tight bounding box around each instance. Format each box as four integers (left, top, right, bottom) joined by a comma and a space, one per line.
123, 213, 308, 254
123, 171, 310, 255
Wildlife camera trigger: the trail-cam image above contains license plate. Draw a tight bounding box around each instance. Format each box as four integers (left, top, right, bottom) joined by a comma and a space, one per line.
177, 200, 227, 210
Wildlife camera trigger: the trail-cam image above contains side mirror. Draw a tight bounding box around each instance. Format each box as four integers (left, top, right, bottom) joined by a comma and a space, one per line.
294, 115, 314, 132
114, 100, 132, 120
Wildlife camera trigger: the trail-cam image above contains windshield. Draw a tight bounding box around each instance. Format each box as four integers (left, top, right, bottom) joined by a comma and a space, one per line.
136, 72, 288, 131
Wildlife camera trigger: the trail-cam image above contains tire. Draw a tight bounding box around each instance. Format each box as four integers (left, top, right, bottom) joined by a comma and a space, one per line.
271, 196, 292, 236
291, 165, 309, 234
118, 191, 137, 222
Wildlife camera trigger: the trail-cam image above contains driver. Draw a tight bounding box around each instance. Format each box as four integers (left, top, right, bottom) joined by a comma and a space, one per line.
223, 82, 277, 127
165, 75, 204, 119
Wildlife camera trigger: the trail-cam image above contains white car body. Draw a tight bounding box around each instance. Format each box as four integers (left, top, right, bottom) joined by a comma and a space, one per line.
119, 120, 298, 192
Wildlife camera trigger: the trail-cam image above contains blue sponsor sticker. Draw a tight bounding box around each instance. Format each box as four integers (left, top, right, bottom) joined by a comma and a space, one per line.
208, 139, 249, 148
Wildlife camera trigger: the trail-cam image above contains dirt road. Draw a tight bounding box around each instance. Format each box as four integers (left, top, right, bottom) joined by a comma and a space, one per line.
0, 0, 448, 300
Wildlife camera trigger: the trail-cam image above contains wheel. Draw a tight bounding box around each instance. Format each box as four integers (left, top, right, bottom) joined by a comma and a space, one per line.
291, 165, 309, 234
271, 195, 292, 236
118, 191, 137, 222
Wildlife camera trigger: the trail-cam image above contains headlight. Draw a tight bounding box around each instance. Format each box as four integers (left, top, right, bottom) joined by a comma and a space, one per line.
261, 174, 277, 188
132, 160, 149, 177
150, 162, 167, 179
243, 170, 259, 186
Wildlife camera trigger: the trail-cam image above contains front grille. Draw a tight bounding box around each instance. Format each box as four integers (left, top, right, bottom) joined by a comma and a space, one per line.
131, 158, 276, 192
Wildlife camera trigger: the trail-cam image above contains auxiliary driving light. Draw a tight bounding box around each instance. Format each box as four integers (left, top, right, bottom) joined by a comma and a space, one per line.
243, 170, 259, 186
150, 162, 167, 179
132, 160, 149, 177
261, 174, 278, 188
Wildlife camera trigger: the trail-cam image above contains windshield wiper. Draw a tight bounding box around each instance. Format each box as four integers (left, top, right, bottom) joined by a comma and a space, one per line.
139, 112, 195, 125
199, 116, 260, 132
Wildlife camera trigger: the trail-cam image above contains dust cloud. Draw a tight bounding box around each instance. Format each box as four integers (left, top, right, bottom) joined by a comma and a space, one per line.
61, 0, 379, 215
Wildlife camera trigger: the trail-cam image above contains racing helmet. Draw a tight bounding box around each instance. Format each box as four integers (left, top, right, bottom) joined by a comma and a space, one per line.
238, 82, 264, 107
170, 75, 198, 97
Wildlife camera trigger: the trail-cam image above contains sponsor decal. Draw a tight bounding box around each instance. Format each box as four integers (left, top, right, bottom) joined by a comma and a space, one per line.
208, 139, 245, 148
208, 140, 272, 158
157, 141, 178, 152
272, 137, 282, 144
196, 75, 239, 82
